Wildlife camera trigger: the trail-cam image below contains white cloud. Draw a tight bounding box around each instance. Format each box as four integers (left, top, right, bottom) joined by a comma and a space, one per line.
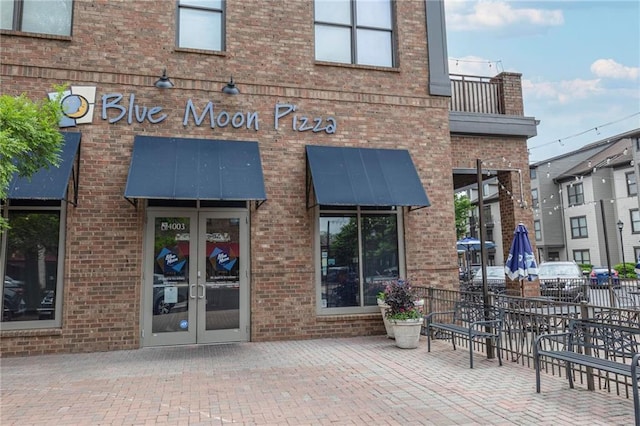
523, 78, 603, 104
446, 0, 563, 31
590, 59, 639, 80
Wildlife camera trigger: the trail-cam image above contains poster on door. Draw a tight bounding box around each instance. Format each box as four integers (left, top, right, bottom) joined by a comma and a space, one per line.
208, 244, 239, 279
156, 245, 187, 281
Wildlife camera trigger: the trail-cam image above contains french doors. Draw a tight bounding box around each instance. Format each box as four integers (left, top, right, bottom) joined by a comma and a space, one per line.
143, 210, 249, 346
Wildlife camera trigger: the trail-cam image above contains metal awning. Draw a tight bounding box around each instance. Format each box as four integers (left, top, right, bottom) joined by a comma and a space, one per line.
7, 132, 82, 205
124, 136, 266, 206
305, 145, 430, 210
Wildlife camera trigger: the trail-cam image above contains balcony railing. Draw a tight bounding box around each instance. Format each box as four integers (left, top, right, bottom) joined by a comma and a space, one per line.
450, 74, 504, 115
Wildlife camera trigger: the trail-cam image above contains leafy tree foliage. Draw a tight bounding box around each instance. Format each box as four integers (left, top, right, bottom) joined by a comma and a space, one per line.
0, 88, 65, 228
455, 193, 472, 239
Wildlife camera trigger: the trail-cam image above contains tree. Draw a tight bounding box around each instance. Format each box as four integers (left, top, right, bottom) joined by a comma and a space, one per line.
454, 193, 472, 239
0, 87, 65, 229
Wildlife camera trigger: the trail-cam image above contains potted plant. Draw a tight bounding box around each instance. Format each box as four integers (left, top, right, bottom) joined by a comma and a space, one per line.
377, 290, 394, 338
383, 280, 423, 349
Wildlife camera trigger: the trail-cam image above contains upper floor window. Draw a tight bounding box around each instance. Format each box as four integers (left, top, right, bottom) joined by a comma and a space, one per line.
567, 183, 584, 206
534, 220, 541, 241
483, 205, 492, 223
573, 249, 590, 265
530, 168, 537, 180
626, 172, 637, 196
178, 0, 224, 51
1, 0, 73, 36
314, 0, 394, 67
531, 188, 539, 209
570, 216, 588, 239
631, 209, 640, 234
486, 228, 494, 242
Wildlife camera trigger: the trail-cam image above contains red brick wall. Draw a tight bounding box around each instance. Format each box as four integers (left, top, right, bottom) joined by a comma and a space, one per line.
492, 72, 525, 115
1, 0, 528, 356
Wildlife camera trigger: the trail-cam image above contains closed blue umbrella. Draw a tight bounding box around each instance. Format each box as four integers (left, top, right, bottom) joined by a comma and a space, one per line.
505, 223, 539, 281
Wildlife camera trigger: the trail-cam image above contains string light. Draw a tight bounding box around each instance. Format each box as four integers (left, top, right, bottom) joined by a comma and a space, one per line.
449, 57, 504, 73
528, 111, 640, 152
495, 177, 635, 218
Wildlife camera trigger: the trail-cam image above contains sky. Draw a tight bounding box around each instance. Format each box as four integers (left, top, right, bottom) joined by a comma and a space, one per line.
443, 0, 640, 164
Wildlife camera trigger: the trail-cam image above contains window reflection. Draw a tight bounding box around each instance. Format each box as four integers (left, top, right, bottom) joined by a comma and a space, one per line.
2, 211, 60, 322
314, 0, 394, 67
2, 0, 73, 36
320, 210, 399, 309
178, 0, 224, 51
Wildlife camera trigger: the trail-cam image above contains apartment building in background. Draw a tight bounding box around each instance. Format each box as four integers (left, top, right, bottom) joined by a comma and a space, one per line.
531, 128, 640, 267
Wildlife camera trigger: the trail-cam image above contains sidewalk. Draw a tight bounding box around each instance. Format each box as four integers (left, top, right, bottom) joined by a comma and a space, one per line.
0, 336, 634, 425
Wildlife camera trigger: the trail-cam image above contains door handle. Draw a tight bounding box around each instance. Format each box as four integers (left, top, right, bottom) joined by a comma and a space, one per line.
198, 283, 205, 299
190, 284, 196, 299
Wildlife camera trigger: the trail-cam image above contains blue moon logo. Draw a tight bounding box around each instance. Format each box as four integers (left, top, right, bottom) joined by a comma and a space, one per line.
61, 94, 90, 119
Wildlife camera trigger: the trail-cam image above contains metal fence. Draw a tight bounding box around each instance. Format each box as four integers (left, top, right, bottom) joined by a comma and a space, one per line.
414, 281, 640, 402
449, 74, 504, 114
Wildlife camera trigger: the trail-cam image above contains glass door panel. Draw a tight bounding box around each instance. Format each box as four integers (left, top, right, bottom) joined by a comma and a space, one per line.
144, 213, 197, 346
144, 210, 248, 346
198, 213, 248, 342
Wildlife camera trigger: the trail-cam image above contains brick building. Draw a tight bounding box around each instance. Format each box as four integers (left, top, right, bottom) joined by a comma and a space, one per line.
1, 0, 537, 356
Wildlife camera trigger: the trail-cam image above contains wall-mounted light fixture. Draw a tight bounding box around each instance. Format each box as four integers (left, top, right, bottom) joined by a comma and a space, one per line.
222, 76, 239, 95
154, 68, 174, 89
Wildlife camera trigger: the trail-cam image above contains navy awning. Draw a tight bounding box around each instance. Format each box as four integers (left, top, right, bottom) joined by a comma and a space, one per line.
305, 145, 430, 209
124, 136, 267, 203
7, 132, 82, 204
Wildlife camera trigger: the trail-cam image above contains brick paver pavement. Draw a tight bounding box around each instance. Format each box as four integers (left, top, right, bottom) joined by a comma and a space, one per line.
0, 336, 634, 425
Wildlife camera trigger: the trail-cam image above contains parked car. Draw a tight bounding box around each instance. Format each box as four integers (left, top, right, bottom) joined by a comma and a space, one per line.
37, 290, 55, 319
3, 276, 26, 321
459, 264, 481, 283
538, 261, 589, 303
4, 276, 25, 292
589, 267, 620, 288
461, 266, 506, 294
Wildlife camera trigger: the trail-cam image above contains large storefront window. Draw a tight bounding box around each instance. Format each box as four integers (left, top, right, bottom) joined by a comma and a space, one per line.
319, 207, 400, 311
1, 207, 63, 327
